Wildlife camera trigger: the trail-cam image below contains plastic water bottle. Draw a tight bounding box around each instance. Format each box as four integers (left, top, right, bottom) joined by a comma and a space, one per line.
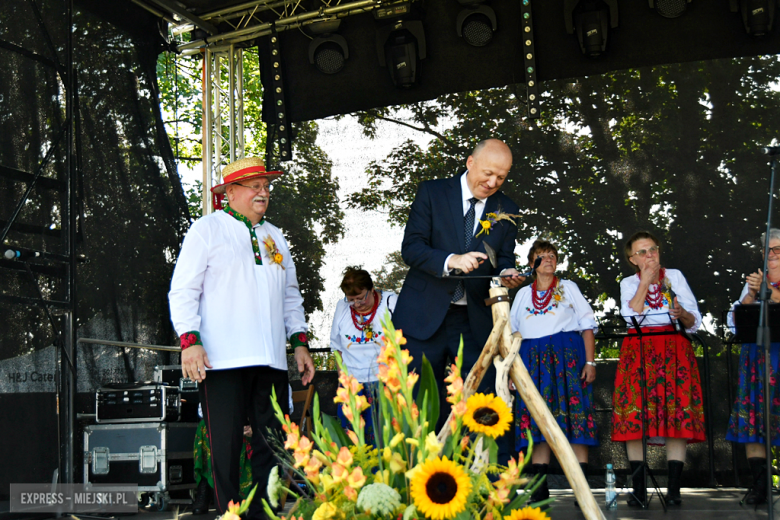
605, 464, 617, 510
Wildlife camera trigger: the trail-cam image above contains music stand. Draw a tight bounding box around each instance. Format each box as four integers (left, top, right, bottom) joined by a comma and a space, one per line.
732, 304, 780, 344
732, 303, 780, 508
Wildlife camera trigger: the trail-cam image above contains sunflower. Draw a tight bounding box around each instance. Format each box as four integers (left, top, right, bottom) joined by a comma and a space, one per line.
410, 457, 472, 520
503, 506, 550, 520
462, 393, 512, 438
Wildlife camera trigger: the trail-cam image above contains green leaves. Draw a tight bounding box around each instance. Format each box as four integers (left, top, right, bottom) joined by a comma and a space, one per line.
322, 412, 354, 448
415, 354, 440, 432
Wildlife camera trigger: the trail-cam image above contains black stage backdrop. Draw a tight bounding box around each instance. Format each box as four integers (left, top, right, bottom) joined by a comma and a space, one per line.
0, 0, 189, 497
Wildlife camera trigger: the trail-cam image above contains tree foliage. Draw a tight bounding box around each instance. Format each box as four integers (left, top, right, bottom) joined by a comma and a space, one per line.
348, 56, 780, 332
372, 251, 409, 293
157, 48, 344, 317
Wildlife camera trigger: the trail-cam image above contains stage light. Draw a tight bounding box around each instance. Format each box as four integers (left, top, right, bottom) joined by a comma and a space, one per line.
730, 0, 775, 36
456, 1, 497, 47
521, 0, 539, 119
375, 3, 427, 88
564, 0, 618, 58
649, 0, 691, 19
307, 19, 349, 74
268, 30, 292, 160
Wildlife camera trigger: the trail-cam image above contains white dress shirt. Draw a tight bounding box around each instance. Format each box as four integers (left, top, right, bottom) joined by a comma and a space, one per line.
619, 268, 701, 333
443, 172, 487, 304
169, 210, 308, 371
510, 280, 597, 339
329, 291, 397, 383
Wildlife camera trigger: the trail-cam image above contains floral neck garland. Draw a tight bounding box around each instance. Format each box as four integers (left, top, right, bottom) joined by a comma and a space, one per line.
350, 290, 381, 340
638, 267, 667, 310
224, 205, 264, 265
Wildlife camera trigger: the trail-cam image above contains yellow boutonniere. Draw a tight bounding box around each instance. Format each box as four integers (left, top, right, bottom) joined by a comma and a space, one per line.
552, 279, 565, 304
262, 236, 286, 269
476, 210, 521, 237
661, 277, 673, 304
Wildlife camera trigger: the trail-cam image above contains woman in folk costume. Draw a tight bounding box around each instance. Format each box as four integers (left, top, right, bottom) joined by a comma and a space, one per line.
329, 267, 397, 446
726, 228, 780, 505
509, 240, 598, 504
612, 231, 705, 507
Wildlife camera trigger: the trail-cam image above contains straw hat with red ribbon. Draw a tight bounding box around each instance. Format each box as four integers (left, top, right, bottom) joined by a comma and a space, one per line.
211, 157, 283, 210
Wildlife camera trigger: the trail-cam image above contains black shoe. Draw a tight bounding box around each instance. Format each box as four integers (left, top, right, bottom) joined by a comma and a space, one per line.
745, 457, 769, 506
665, 460, 684, 506
627, 460, 647, 507
530, 463, 550, 504
574, 462, 587, 508
192, 479, 211, 515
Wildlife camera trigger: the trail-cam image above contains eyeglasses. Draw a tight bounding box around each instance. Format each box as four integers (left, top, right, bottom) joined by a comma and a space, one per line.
632, 245, 660, 257
766, 246, 780, 256
234, 182, 270, 193
344, 290, 370, 307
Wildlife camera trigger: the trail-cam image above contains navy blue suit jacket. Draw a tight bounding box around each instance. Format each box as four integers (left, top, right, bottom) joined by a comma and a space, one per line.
393, 174, 520, 345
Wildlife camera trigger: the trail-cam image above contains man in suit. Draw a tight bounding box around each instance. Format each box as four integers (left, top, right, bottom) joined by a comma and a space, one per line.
393, 139, 524, 456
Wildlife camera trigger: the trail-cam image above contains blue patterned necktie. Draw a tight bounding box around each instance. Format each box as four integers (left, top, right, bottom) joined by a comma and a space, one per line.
452, 197, 478, 303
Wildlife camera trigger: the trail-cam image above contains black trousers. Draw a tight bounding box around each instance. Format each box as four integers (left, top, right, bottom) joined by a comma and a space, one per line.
199, 366, 289, 520
405, 305, 512, 465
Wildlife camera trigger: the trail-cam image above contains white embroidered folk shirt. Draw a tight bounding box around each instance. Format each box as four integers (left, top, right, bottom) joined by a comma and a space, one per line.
619, 268, 701, 333
169, 210, 308, 371
329, 291, 397, 383
510, 279, 597, 340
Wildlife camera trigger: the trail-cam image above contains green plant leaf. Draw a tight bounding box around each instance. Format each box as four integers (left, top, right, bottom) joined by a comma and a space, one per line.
415, 354, 440, 429
483, 435, 499, 465
322, 413, 353, 447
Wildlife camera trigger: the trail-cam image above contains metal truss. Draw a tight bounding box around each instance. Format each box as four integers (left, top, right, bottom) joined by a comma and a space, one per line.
134, 0, 418, 187
138, 0, 407, 54
202, 45, 245, 215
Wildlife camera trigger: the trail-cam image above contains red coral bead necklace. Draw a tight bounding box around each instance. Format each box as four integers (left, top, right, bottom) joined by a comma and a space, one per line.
351, 290, 381, 331
532, 276, 557, 311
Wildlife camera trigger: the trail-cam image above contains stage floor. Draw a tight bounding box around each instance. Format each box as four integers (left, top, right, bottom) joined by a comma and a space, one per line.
1, 489, 775, 520
138, 489, 774, 520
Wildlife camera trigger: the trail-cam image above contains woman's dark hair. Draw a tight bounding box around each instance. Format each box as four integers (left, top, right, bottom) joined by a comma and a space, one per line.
624, 231, 660, 272
527, 240, 558, 266
340, 266, 374, 296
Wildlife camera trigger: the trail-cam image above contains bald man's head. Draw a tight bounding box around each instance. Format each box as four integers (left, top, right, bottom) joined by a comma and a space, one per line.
466, 139, 513, 199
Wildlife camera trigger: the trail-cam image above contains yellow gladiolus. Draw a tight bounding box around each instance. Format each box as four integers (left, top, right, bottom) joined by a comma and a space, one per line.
347, 467, 367, 489
336, 446, 353, 467
312, 502, 339, 520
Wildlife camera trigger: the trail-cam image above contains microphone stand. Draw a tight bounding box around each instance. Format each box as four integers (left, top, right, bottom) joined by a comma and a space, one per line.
628, 315, 667, 512
757, 149, 778, 518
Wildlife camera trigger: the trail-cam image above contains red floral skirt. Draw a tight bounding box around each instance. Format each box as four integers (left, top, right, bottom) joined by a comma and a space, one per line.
611, 325, 706, 444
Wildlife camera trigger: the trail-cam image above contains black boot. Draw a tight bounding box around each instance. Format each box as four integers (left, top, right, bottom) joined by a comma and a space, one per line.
192, 479, 211, 515
530, 463, 550, 504
574, 463, 588, 508
746, 457, 769, 506
665, 460, 684, 506
627, 460, 647, 507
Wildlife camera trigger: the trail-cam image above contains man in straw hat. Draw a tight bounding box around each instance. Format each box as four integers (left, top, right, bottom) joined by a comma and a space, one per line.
169, 156, 315, 520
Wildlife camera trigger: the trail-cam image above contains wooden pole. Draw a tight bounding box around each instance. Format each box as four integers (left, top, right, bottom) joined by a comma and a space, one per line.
489, 286, 606, 520
437, 316, 507, 444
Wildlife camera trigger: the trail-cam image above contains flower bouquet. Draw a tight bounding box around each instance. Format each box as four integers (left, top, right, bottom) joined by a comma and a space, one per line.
262, 315, 551, 520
